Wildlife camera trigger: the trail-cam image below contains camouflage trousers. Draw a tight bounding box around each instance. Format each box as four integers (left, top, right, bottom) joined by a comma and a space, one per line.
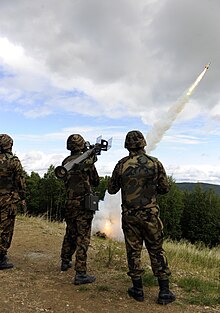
122, 206, 171, 280
61, 201, 93, 273
0, 194, 17, 256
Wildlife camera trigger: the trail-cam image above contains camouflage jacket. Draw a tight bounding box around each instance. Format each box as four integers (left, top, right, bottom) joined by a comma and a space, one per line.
108, 149, 170, 211
62, 152, 99, 201
0, 152, 26, 200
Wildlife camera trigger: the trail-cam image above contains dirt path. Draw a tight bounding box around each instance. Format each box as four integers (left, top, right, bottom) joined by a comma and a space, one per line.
0, 217, 218, 313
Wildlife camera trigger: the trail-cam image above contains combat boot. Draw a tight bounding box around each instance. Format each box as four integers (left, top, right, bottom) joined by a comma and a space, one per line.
0, 255, 14, 270
61, 260, 72, 272
157, 278, 176, 305
127, 277, 144, 302
73, 271, 96, 285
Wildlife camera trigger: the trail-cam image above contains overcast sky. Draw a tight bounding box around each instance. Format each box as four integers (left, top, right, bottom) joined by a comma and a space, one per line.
0, 0, 220, 184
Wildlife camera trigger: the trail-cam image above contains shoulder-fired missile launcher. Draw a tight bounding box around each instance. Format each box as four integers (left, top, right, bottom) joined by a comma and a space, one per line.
55, 136, 112, 179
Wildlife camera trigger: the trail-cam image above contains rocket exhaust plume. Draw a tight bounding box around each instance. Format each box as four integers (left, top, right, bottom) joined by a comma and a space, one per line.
93, 192, 124, 241
146, 63, 210, 153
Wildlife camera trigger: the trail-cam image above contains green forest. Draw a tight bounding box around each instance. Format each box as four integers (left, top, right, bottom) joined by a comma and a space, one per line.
22, 165, 220, 248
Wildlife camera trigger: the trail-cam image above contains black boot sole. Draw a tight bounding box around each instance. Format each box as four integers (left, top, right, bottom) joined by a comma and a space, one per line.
74, 279, 96, 285
157, 296, 176, 305
74, 276, 96, 285
0, 265, 14, 270
128, 288, 144, 302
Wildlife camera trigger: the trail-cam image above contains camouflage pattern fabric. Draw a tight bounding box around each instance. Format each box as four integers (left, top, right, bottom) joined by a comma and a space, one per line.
61, 204, 93, 272
62, 152, 99, 201
0, 194, 17, 255
122, 207, 171, 279
124, 130, 146, 149
0, 152, 26, 256
0, 134, 13, 151
66, 134, 85, 152
60, 152, 99, 272
108, 148, 171, 280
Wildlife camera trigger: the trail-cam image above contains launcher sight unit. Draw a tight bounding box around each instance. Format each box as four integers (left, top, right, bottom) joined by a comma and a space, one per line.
55, 136, 112, 179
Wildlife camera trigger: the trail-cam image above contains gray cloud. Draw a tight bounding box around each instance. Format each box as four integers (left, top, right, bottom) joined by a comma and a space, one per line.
0, 0, 219, 123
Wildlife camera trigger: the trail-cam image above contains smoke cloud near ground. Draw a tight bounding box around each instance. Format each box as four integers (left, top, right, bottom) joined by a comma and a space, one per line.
92, 191, 123, 241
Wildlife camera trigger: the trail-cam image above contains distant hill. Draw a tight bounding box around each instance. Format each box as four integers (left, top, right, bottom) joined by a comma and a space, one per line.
176, 182, 220, 196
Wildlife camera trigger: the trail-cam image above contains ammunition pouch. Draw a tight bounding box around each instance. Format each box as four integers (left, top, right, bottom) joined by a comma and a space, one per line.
0, 176, 13, 191
84, 193, 99, 212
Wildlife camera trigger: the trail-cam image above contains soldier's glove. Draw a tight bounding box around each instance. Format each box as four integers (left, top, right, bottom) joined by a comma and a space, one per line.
72, 163, 85, 170
84, 154, 98, 165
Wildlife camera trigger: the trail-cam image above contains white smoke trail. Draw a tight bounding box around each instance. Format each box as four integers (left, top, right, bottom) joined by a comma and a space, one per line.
146, 65, 210, 153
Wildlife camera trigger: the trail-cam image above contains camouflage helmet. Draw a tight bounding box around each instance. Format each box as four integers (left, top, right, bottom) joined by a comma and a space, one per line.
124, 130, 147, 149
66, 134, 85, 151
0, 134, 13, 150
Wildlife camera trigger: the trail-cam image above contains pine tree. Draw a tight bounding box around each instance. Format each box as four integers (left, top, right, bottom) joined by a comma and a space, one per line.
158, 176, 184, 240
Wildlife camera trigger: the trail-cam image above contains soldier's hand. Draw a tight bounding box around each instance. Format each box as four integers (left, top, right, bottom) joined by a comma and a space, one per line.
85, 154, 97, 165
21, 200, 26, 207
72, 163, 85, 170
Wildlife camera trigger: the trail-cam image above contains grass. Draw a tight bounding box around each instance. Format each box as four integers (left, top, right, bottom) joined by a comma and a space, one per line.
93, 238, 127, 270
164, 239, 220, 296
95, 285, 112, 292
94, 236, 220, 307
165, 239, 220, 270
16, 214, 220, 308
142, 271, 158, 287
178, 276, 219, 305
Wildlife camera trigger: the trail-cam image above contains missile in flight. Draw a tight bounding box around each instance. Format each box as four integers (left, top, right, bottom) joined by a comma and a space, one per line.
205, 62, 211, 69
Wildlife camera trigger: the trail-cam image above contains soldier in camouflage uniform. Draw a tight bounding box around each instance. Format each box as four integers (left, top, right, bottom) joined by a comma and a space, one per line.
60, 134, 99, 285
0, 134, 26, 270
108, 130, 175, 305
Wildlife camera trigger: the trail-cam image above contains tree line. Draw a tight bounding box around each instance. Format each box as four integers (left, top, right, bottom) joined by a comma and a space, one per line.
21, 165, 220, 248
